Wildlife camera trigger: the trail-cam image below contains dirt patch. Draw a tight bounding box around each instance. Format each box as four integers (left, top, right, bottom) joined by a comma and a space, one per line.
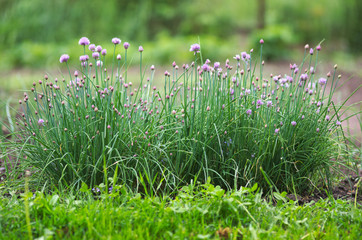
286, 171, 362, 205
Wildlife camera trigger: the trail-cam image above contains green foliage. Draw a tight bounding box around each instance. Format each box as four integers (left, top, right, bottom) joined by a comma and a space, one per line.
7, 38, 354, 194
0, 182, 361, 239
1, 0, 360, 57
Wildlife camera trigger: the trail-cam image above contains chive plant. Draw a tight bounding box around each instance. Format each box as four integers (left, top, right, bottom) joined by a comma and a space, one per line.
14, 37, 349, 193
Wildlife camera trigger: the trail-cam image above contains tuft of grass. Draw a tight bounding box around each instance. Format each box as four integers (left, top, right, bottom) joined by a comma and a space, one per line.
5, 38, 359, 194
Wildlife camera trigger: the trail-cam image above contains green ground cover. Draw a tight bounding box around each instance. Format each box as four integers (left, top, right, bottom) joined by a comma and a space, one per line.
1, 181, 361, 239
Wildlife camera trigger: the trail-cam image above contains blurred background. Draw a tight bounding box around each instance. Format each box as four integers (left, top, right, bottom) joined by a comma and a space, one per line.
0, 0, 361, 135
1, 0, 361, 68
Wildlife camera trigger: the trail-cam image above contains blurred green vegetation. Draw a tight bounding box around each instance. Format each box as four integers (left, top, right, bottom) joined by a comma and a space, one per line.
0, 0, 361, 69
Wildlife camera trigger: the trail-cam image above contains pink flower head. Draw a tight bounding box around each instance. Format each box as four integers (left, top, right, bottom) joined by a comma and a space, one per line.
214, 62, 220, 69
79, 37, 90, 46
79, 55, 89, 62
117, 54, 121, 60
59, 54, 70, 63
336, 120, 341, 126
267, 101, 273, 108
202, 63, 210, 72
138, 46, 144, 52
101, 49, 107, 56
275, 128, 280, 134
89, 44, 96, 51
150, 65, 155, 70
189, 43, 200, 54
318, 78, 327, 86
316, 45, 321, 51
96, 45, 102, 52
309, 48, 314, 55
112, 38, 121, 45
38, 119, 45, 125
310, 67, 315, 74
291, 121, 296, 126
92, 52, 100, 59
300, 73, 308, 81
246, 109, 252, 116
260, 39, 264, 44
241, 52, 250, 62
123, 42, 130, 49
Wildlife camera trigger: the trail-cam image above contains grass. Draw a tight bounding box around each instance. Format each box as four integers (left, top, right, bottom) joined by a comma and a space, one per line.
0, 181, 361, 239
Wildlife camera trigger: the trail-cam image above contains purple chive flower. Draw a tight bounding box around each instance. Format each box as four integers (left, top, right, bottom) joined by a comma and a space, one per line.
189, 43, 200, 54
202, 63, 209, 72
246, 109, 252, 116
38, 119, 44, 125
325, 115, 330, 121
117, 54, 121, 60
318, 78, 327, 86
79, 37, 90, 46
241, 52, 250, 62
96, 60, 103, 67
316, 45, 321, 51
92, 52, 100, 59
275, 128, 280, 134
257, 99, 264, 106
260, 39, 264, 44
310, 67, 315, 74
291, 121, 297, 126
214, 62, 220, 69
123, 42, 130, 49
112, 38, 121, 45
300, 73, 308, 81
59, 54, 70, 63
316, 128, 320, 132
138, 46, 144, 52
150, 65, 155, 70
234, 55, 241, 61
309, 48, 314, 55
96, 45, 102, 52
101, 49, 107, 56
79, 55, 89, 62
230, 88, 234, 95
266, 101, 273, 108
336, 120, 341, 126
89, 44, 96, 51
